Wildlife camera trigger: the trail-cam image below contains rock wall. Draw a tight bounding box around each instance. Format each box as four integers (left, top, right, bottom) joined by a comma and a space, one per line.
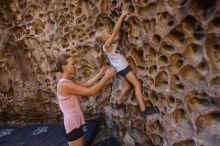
0, 0, 220, 146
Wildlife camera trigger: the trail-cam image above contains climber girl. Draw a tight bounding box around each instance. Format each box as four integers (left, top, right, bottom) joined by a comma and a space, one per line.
96, 9, 157, 118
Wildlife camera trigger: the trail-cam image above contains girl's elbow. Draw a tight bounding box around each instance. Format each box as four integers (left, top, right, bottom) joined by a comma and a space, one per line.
105, 41, 111, 49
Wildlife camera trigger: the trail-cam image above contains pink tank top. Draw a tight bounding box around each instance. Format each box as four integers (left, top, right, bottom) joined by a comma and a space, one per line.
57, 78, 85, 134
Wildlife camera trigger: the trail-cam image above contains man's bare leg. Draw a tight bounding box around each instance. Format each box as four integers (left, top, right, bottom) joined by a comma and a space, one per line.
68, 136, 84, 146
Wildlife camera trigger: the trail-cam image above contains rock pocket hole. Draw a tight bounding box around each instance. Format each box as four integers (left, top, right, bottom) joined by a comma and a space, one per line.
192, 0, 216, 20
173, 140, 196, 146
185, 94, 210, 112
149, 65, 157, 75
153, 34, 161, 43
128, 5, 135, 13
167, 96, 176, 107
158, 55, 168, 66
210, 76, 220, 88
161, 43, 175, 54
167, 21, 174, 26
180, 65, 207, 88
212, 17, 220, 27
175, 84, 184, 92
185, 44, 203, 64
155, 71, 168, 90
196, 61, 209, 76
173, 109, 186, 123
149, 120, 164, 134
196, 112, 220, 133
167, 29, 185, 44
150, 134, 163, 145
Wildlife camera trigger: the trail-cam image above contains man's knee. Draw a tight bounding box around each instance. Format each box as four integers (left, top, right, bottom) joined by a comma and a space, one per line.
68, 136, 84, 146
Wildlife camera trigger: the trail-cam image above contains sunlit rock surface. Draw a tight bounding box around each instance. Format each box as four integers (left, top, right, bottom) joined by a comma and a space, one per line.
0, 0, 220, 146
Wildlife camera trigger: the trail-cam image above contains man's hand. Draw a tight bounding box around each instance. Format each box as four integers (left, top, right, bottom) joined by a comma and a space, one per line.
99, 66, 108, 77
104, 67, 116, 79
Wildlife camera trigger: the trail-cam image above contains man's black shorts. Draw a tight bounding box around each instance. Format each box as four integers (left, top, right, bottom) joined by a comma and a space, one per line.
65, 125, 84, 142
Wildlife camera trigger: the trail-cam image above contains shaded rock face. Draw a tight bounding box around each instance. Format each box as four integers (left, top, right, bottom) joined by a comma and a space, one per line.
0, 0, 220, 145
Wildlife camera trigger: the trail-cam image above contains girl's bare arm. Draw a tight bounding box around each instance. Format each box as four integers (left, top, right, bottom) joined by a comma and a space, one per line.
104, 10, 128, 50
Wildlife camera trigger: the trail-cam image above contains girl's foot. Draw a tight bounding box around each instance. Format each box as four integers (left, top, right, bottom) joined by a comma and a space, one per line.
115, 95, 126, 110
115, 102, 126, 110
140, 106, 157, 118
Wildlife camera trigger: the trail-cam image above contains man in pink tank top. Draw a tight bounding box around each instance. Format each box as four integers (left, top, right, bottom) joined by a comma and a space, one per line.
56, 54, 116, 146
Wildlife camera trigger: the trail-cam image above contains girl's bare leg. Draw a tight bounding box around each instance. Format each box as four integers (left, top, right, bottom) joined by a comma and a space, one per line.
117, 77, 131, 104
125, 71, 146, 111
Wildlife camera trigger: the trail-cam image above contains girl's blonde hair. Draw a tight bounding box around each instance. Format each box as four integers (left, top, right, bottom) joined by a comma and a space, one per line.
95, 28, 110, 44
